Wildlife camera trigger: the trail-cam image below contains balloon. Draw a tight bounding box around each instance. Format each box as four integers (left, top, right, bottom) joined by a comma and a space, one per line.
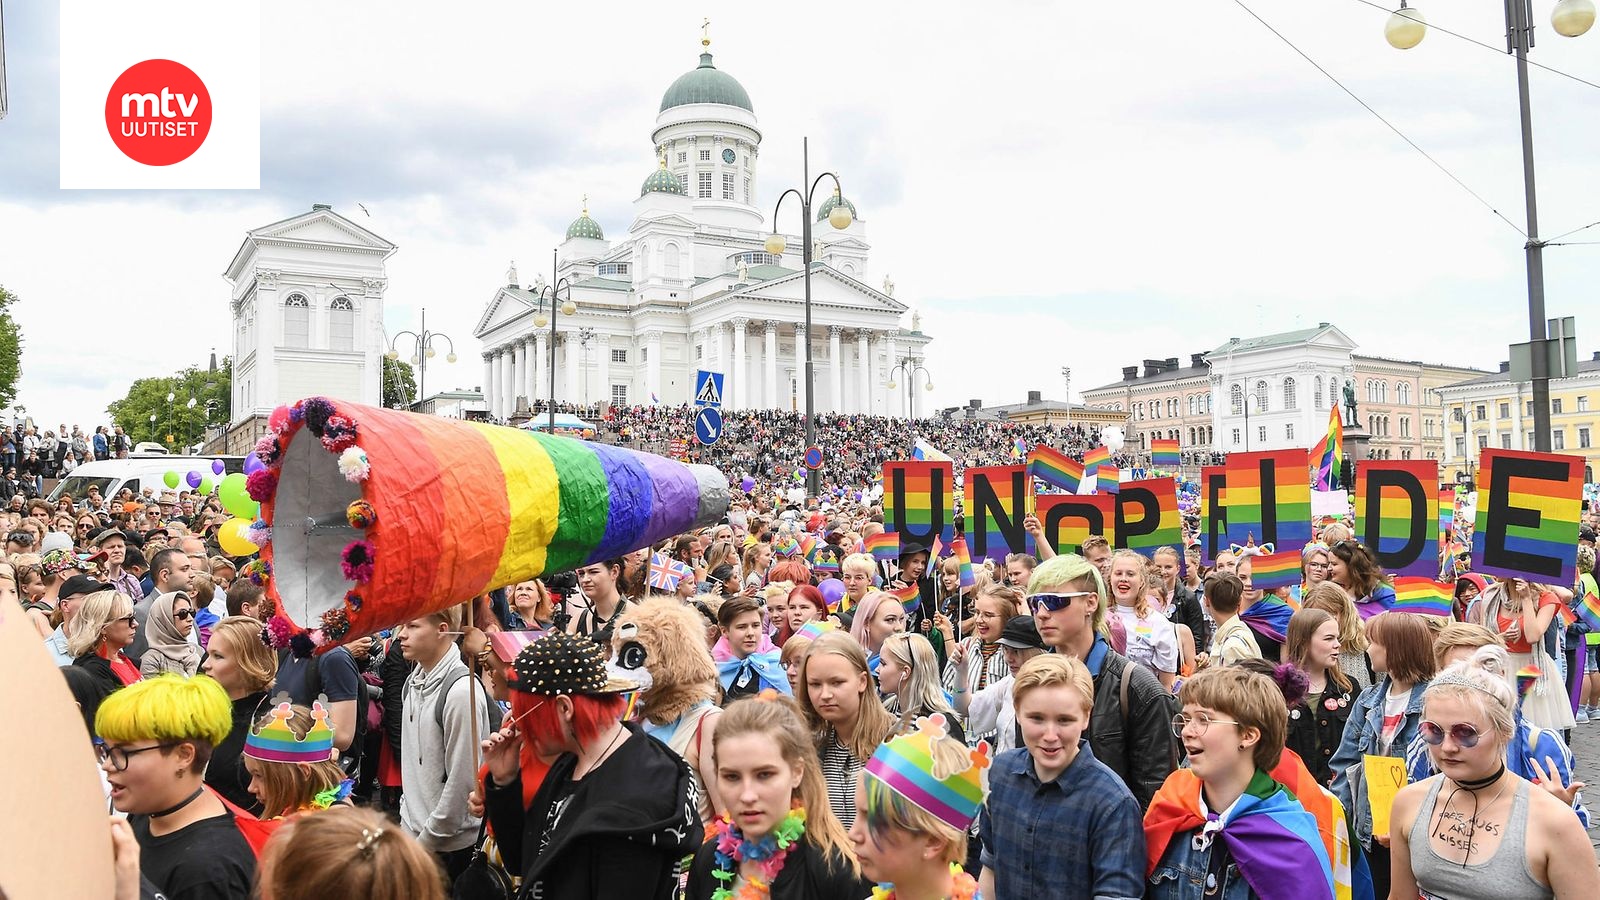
217, 517, 259, 556
185, 470, 202, 489
218, 473, 259, 519
243, 453, 264, 475
198, 476, 214, 495
740, 476, 756, 492
818, 578, 846, 608
163, 471, 180, 489
211, 459, 226, 475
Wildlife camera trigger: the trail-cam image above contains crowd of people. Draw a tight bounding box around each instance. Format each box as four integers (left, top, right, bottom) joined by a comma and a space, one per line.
0, 420, 135, 496
18, 413, 1600, 899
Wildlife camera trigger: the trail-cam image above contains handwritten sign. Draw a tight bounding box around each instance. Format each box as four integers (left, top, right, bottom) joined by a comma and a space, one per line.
1363, 754, 1407, 838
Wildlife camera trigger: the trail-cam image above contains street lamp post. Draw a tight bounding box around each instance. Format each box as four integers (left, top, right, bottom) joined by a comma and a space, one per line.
886, 356, 933, 420
765, 137, 854, 498
165, 391, 175, 448
1386, 0, 1592, 452
532, 248, 578, 434
386, 307, 458, 411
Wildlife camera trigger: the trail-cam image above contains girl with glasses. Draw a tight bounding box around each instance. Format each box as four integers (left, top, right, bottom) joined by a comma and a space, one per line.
1389, 656, 1600, 898
1301, 544, 1333, 591
140, 591, 202, 678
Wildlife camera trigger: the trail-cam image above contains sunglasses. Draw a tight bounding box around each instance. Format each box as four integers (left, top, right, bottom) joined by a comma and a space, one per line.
1419, 720, 1482, 749
173, 608, 194, 621
111, 614, 136, 627
1028, 591, 1095, 614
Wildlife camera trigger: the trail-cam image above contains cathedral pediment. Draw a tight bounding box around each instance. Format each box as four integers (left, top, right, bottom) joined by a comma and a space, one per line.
725, 264, 906, 313
474, 286, 539, 338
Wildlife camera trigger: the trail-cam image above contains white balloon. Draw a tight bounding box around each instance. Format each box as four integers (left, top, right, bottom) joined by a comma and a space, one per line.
1101, 426, 1125, 453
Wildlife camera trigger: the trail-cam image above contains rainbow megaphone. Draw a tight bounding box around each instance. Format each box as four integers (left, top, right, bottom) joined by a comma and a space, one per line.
249, 397, 728, 650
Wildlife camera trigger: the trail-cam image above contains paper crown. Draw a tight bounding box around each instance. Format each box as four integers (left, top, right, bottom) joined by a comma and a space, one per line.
254, 398, 730, 649
244, 696, 336, 764
864, 714, 990, 832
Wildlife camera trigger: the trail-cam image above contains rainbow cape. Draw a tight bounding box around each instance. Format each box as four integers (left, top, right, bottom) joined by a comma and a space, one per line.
1026, 445, 1084, 493
950, 536, 976, 590
1390, 576, 1453, 617
1143, 768, 1333, 900
1311, 404, 1343, 491
1151, 438, 1180, 469
865, 531, 900, 563
1241, 592, 1297, 642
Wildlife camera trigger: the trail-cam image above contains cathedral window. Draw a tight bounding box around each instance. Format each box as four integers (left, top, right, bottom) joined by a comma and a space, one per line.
329, 297, 355, 351
698, 172, 712, 198
612, 384, 628, 405
723, 173, 735, 199
677, 173, 689, 193
699, 149, 711, 162
283, 294, 310, 349
744, 177, 751, 202
678, 152, 687, 163
611, 348, 628, 364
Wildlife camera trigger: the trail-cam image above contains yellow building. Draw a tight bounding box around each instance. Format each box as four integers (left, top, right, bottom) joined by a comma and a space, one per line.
1437, 356, 1600, 482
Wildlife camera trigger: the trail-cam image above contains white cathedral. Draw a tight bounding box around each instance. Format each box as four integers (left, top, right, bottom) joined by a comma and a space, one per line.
474, 34, 931, 419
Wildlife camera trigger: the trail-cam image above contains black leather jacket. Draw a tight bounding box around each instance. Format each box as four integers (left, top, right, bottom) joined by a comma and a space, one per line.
1088, 645, 1180, 811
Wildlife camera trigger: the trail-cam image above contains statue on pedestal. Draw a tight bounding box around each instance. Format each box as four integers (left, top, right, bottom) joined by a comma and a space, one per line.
1342, 380, 1358, 427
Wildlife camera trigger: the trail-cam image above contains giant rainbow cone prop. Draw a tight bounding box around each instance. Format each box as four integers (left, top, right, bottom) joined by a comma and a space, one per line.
249, 398, 728, 650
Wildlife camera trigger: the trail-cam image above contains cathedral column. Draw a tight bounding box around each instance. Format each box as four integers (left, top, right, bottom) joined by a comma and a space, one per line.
565, 335, 581, 406
533, 332, 549, 414
512, 341, 527, 413
646, 331, 663, 403
711, 323, 728, 379
856, 330, 871, 415
764, 322, 779, 409
596, 334, 611, 406
731, 318, 749, 409
793, 322, 808, 412
523, 337, 537, 411
482, 353, 495, 415
501, 349, 516, 419
828, 326, 844, 413
884, 332, 900, 418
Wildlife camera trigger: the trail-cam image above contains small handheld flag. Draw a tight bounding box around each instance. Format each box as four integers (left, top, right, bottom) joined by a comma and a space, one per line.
1096, 464, 1120, 494
865, 531, 900, 563
1151, 438, 1180, 469
1516, 665, 1541, 705
1311, 404, 1344, 491
1390, 577, 1453, 617
950, 537, 976, 591
888, 582, 921, 610
1027, 445, 1084, 493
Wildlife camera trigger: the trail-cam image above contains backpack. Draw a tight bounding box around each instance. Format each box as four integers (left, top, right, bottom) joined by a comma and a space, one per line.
278, 648, 368, 771
434, 668, 503, 783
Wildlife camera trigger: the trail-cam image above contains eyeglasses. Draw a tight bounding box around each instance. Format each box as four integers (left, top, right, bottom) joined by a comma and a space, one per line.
1419, 720, 1482, 749
1028, 591, 1094, 614
173, 609, 194, 621
95, 741, 180, 771
1171, 713, 1244, 738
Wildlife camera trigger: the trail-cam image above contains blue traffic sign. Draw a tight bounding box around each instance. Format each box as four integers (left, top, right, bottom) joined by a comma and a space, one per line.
695, 406, 724, 445
694, 370, 725, 407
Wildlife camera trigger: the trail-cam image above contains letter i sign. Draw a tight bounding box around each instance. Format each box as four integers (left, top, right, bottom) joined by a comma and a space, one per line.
104, 59, 212, 166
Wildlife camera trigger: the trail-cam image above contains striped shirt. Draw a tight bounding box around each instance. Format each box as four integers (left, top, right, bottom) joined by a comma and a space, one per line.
942, 638, 1009, 746
819, 728, 863, 830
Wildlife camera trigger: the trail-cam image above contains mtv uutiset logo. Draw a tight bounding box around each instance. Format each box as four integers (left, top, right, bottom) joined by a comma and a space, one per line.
104, 59, 212, 166
60, 1, 259, 189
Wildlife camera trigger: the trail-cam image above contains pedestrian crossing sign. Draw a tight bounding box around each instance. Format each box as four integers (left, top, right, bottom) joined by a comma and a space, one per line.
694, 370, 724, 408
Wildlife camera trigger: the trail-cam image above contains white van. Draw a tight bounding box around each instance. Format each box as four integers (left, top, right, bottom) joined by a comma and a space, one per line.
47, 455, 246, 506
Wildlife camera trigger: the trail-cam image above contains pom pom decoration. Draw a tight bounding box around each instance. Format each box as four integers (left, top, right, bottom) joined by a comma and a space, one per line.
319, 607, 352, 641
254, 435, 282, 467
320, 415, 359, 453
288, 402, 305, 424
241, 559, 272, 587
289, 632, 316, 658
259, 398, 729, 653
341, 540, 375, 584
268, 405, 291, 432
346, 500, 377, 529
246, 468, 279, 503
337, 447, 370, 483
265, 615, 294, 649
244, 521, 272, 547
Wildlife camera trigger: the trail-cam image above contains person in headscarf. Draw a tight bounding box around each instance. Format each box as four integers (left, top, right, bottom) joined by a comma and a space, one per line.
139, 590, 202, 678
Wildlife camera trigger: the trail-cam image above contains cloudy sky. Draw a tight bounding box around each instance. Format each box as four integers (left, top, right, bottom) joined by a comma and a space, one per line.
2, 0, 1598, 427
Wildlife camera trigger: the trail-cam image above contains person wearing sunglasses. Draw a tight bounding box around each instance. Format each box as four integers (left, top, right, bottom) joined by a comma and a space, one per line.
94, 675, 257, 900
68, 589, 142, 693
1389, 656, 1600, 899
139, 591, 202, 678
1025, 553, 1178, 811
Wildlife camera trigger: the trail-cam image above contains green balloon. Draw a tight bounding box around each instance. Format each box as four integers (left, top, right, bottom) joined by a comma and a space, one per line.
219, 473, 258, 518
198, 476, 214, 496
163, 471, 180, 489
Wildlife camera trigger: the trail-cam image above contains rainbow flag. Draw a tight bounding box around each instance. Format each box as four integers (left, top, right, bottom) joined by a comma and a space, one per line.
1516, 665, 1541, 704
1151, 438, 1180, 469
1438, 488, 1456, 553
1556, 603, 1577, 628
888, 581, 921, 610
1011, 438, 1027, 460
1390, 576, 1453, 616
1096, 464, 1120, 494
1577, 589, 1600, 631
950, 536, 976, 590
864, 531, 900, 563
799, 534, 819, 560
1310, 404, 1343, 491
1225, 450, 1313, 563
1027, 445, 1084, 493
1245, 551, 1303, 593
1083, 445, 1111, 476
1240, 593, 1296, 642
1470, 449, 1584, 585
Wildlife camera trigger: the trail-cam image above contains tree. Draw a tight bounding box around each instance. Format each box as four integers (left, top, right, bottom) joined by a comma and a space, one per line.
107, 358, 232, 450
382, 356, 416, 409
0, 285, 26, 408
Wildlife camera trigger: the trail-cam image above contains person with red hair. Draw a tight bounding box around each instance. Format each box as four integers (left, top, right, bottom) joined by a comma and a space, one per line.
481, 631, 704, 899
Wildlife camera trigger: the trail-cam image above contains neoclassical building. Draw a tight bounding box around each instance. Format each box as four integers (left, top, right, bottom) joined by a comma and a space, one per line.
474, 35, 930, 418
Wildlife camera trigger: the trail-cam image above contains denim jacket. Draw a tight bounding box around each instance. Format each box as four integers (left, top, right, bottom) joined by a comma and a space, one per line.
1146, 827, 1255, 900
1328, 676, 1428, 848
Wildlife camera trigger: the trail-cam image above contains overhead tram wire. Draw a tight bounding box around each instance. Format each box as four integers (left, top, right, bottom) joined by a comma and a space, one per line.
1229, 0, 1528, 238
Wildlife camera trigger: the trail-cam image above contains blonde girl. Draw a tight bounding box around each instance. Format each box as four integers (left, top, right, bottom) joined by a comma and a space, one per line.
243, 702, 352, 818
797, 632, 896, 830
877, 633, 963, 743
1107, 550, 1179, 688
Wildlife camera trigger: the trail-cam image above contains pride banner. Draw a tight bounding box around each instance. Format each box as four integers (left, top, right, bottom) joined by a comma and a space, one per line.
1034, 494, 1115, 556
882, 461, 956, 554
1116, 477, 1183, 556
964, 466, 1028, 563
1471, 448, 1583, 585
1353, 459, 1440, 578
1201, 465, 1227, 565
1225, 450, 1311, 590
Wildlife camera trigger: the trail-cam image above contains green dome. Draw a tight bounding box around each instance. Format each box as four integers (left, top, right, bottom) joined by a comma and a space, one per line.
816, 193, 857, 223
640, 162, 685, 197
566, 210, 604, 241
660, 51, 754, 113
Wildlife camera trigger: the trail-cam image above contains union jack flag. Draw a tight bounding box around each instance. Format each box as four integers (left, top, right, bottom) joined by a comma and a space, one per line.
648, 552, 688, 592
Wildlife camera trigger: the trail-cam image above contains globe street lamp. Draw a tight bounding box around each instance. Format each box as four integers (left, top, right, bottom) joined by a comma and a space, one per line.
765, 137, 853, 498
386, 307, 457, 411
886, 356, 933, 420
1384, 0, 1590, 451
532, 248, 578, 434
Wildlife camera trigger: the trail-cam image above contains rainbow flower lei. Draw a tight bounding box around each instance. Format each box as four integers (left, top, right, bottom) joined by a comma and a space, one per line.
710, 804, 807, 900
870, 863, 979, 900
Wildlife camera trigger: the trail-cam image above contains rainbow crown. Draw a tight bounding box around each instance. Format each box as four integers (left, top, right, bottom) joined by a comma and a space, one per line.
244, 695, 336, 764
864, 714, 990, 832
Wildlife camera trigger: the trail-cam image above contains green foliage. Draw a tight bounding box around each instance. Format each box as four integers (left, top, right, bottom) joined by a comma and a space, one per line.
0, 286, 26, 408
382, 356, 417, 409
107, 358, 232, 450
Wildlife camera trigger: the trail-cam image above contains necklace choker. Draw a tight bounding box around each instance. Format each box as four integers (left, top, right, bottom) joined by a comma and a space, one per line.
1452, 764, 1506, 792
150, 786, 205, 819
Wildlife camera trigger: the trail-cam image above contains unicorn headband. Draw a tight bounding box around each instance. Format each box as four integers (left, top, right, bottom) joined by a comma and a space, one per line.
1228, 543, 1276, 557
